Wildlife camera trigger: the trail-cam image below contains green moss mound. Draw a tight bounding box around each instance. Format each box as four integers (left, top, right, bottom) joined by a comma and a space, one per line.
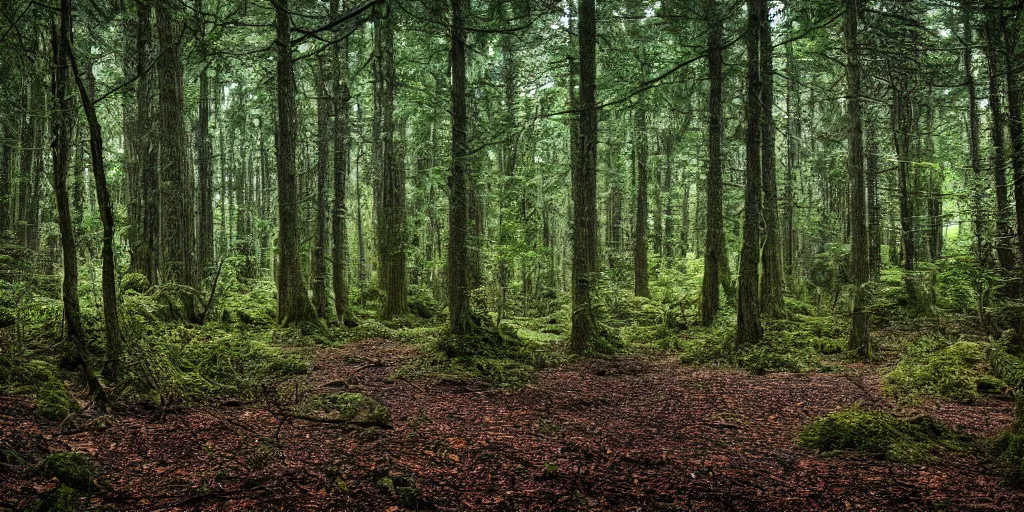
883, 338, 991, 402
798, 406, 969, 463
121, 327, 309, 406
35, 379, 78, 421
988, 346, 1024, 389
292, 392, 391, 427
41, 452, 95, 491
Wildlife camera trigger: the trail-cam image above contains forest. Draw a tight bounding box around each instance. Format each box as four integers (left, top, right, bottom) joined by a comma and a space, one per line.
3, 0, 1024, 509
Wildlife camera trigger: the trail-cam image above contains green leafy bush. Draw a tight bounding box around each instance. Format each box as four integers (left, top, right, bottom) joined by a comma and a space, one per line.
798, 406, 969, 463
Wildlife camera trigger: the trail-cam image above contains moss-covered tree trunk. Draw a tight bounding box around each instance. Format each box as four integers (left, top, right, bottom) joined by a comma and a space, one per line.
332, 0, 352, 324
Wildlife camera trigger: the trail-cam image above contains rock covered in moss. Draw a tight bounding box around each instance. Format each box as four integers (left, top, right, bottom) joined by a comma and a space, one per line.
798, 406, 968, 463
35, 379, 77, 421
292, 392, 391, 427
41, 452, 95, 491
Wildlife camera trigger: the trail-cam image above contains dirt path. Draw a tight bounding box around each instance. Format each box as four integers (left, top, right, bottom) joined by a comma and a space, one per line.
3, 338, 1022, 511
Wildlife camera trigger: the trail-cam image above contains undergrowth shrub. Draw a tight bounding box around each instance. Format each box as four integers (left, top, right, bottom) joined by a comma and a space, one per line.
883, 337, 995, 402
798, 406, 970, 463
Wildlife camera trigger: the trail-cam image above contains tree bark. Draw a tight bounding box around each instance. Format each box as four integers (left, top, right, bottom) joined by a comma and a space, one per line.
759, 3, 783, 319
1001, 6, 1024, 262
372, 0, 407, 319
845, 0, 871, 359
737, 0, 765, 346
701, 0, 727, 327
312, 55, 331, 320
983, 10, 1015, 270
54, 0, 105, 399
274, 0, 320, 326
448, 0, 473, 335
156, 0, 197, 302
634, 102, 650, 298
569, 0, 601, 354
332, 0, 351, 324
962, 0, 986, 264
196, 0, 214, 276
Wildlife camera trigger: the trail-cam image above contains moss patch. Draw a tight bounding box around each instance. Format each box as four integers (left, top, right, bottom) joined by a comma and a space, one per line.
41, 452, 96, 491
292, 393, 391, 427
798, 406, 970, 463
883, 338, 992, 402
35, 380, 78, 421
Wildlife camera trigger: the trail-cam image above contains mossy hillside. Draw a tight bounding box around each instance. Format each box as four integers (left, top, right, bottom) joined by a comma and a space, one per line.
883, 337, 999, 403
798, 406, 970, 463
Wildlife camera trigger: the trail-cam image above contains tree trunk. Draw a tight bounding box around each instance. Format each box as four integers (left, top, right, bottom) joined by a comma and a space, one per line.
701, 0, 727, 327
372, 0, 407, 319
983, 11, 1015, 270
0, 125, 10, 235
569, 0, 600, 354
784, 26, 799, 279
663, 138, 674, 260
156, 0, 197, 306
737, 0, 765, 346
195, 0, 214, 277
633, 101, 650, 298
274, 0, 320, 326
448, 0, 473, 334
52, 3, 100, 397
892, 85, 916, 272
961, 0, 986, 264
759, 4, 783, 319
312, 55, 331, 320
332, 0, 351, 324
845, 0, 871, 359
867, 117, 881, 279
1001, 7, 1024, 262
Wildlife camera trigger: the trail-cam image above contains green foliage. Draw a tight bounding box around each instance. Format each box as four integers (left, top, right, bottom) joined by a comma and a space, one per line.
120, 327, 309, 406
883, 337, 992, 402
217, 284, 278, 326
292, 392, 391, 427
35, 379, 78, 421
41, 452, 95, 491
735, 342, 824, 375
988, 346, 1024, 389
676, 316, 842, 374
119, 272, 151, 294
798, 406, 970, 463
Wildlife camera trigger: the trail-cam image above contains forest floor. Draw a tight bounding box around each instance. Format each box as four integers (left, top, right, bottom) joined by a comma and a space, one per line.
3, 331, 1023, 511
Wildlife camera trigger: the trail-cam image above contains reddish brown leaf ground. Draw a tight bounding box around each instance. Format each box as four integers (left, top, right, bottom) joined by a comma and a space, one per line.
3, 337, 1022, 511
